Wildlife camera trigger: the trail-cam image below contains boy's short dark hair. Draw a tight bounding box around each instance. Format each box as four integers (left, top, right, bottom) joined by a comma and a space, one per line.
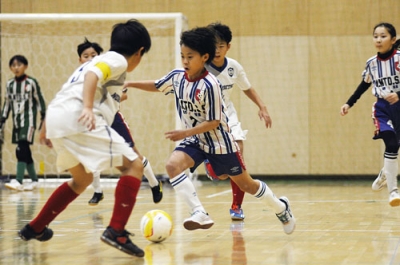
110, 19, 151, 57
77, 38, 104, 57
207, 22, 232, 44
9, 55, 28, 67
180, 27, 216, 64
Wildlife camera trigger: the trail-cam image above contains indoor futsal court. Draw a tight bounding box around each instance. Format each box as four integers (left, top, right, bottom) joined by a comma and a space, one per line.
0, 177, 399, 265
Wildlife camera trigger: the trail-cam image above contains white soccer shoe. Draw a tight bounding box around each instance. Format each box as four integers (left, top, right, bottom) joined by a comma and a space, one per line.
276, 196, 296, 235
5, 179, 24, 191
183, 210, 214, 230
23, 181, 39, 191
372, 168, 386, 191
389, 190, 400, 207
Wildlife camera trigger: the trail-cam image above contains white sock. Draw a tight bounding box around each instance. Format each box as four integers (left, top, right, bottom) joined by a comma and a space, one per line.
142, 157, 159, 187
254, 180, 285, 213
169, 172, 205, 213
384, 153, 398, 193
92, 171, 102, 193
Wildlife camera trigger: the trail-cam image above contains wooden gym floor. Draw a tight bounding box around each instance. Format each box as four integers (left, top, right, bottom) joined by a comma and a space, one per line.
0, 177, 399, 265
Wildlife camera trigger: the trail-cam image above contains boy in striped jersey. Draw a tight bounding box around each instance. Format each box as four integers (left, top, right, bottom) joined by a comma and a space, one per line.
340, 22, 400, 206
76, 38, 162, 206
204, 22, 272, 220
124, 27, 296, 234
1, 55, 46, 191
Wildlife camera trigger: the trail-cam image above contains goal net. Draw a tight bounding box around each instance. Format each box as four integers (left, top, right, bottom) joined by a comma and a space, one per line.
0, 13, 188, 178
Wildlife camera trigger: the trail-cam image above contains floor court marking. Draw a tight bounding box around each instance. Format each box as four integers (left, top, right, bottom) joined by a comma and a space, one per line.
206, 189, 232, 198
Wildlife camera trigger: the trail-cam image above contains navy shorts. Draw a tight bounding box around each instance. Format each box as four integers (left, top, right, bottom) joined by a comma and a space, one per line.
111, 112, 134, 148
175, 139, 246, 176
372, 98, 400, 141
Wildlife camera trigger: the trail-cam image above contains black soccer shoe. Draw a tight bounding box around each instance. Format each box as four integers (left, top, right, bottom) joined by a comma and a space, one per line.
100, 226, 144, 257
19, 224, 53, 242
151, 182, 163, 204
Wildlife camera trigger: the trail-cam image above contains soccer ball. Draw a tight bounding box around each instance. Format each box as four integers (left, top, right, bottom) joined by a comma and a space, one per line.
140, 209, 173, 243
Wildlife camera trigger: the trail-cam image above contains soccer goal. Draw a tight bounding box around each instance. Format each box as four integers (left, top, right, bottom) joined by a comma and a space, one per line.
0, 13, 188, 178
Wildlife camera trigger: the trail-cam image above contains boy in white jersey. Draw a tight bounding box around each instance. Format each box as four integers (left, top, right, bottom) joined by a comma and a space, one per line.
124, 27, 295, 234
18, 19, 152, 257
76, 38, 162, 206
340, 22, 400, 206
204, 22, 272, 220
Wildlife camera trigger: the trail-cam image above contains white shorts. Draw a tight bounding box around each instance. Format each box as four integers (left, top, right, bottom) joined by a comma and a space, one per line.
51, 125, 138, 173
226, 105, 248, 141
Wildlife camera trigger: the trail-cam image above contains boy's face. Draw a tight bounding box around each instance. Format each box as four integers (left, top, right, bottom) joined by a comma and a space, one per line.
213, 40, 230, 66
180, 44, 209, 80
79, 47, 99, 64
10, 60, 28, 78
126, 47, 145, 72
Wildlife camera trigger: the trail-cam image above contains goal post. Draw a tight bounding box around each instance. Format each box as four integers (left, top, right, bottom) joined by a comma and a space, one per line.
0, 13, 188, 178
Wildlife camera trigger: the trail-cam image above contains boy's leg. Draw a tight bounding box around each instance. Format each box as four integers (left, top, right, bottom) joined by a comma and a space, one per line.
19, 163, 91, 241
142, 156, 163, 203
166, 150, 213, 230
133, 144, 162, 203
88, 171, 104, 205
100, 157, 144, 257
232, 173, 296, 234
230, 179, 245, 220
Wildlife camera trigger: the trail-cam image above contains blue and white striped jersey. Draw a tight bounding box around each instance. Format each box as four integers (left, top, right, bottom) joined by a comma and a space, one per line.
363, 49, 400, 98
155, 68, 239, 154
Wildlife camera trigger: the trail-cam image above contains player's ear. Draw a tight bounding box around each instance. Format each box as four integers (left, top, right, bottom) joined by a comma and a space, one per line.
137, 47, 145, 56
227, 43, 231, 51
202, 53, 209, 63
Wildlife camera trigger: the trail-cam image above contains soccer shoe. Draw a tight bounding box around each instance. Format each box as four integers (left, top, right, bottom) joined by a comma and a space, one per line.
372, 168, 386, 191
389, 190, 400, 207
31, 181, 39, 189
23, 183, 34, 191
5, 179, 23, 191
88, 192, 104, 206
151, 182, 163, 204
204, 159, 219, 181
101, 226, 144, 257
183, 210, 214, 230
230, 205, 245, 220
18, 224, 53, 242
276, 196, 296, 234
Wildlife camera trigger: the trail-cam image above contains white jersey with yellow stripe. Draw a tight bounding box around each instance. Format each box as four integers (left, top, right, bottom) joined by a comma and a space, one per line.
46, 51, 127, 138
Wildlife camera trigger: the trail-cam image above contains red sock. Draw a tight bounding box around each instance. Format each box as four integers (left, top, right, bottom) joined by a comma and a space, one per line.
109, 176, 141, 232
30, 182, 78, 233
231, 179, 245, 208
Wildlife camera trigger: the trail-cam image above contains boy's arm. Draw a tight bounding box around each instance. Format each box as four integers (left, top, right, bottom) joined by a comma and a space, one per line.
78, 71, 98, 131
124, 80, 158, 92
243, 88, 272, 128
33, 78, 46, 119
165, 120, 220, 142
39, 119, 52, 148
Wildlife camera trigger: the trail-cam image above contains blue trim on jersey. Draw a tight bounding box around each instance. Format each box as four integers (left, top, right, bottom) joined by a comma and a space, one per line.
204, 80, 216, 120
390, 57, 395, 75
156, 69, 182, 89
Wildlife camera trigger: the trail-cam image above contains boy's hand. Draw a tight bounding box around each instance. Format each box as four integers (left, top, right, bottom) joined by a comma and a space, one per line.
40, 137, 53, 148
384, 93, 399, 105
340, 104, 350, 116
259, 108, 272, 128
165, 130, 187, 142
78, 107, 96, 131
